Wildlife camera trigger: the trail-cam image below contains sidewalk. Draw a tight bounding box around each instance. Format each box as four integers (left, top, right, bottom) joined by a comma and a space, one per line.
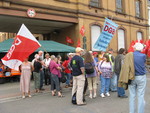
0, 81, 51, 100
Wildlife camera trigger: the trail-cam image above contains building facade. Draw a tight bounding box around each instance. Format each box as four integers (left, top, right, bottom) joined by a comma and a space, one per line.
0, 0, 149, 52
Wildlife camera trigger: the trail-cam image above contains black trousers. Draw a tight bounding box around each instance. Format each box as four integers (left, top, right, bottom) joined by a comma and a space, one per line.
44, 68, 51, 85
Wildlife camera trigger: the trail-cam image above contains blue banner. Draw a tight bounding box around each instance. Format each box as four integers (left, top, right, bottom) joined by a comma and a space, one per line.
94, 18, 118, 51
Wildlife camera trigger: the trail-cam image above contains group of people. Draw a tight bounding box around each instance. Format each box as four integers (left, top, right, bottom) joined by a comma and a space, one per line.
19, 43, 147, 113
70, 45, 147, 113
20, 51, 74, 98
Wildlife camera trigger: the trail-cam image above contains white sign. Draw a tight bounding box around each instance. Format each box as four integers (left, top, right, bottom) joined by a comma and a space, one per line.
27, 9, 36, 18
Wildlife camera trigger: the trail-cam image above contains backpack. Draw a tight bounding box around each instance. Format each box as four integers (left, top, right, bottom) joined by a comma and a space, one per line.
85, 62, 94, 74
72, 92, 77, 104
71, 92, 85, 105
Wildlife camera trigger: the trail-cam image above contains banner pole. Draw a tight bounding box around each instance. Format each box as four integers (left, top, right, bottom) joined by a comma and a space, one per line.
41, 46, 48, 53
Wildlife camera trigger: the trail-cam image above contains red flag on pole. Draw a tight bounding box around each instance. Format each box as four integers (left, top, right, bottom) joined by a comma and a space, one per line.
80, 26, 85, 36
66, 36, 73, 44
76, 38, 81, 47
2, 24, 41, 70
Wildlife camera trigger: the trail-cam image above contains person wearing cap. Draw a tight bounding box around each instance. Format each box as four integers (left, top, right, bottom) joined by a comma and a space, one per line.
92, 52, 98, 63
70, 47, 86, 105
128, 43, 147, 113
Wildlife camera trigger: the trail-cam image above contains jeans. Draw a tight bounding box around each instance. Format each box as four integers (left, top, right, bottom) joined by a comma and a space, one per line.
116, 74, 125, 96
110, 73, 117, 91
51, 74, 60, 91
65, 73, 71, 85
129, 75, 146, 113
100, 75, 111, 94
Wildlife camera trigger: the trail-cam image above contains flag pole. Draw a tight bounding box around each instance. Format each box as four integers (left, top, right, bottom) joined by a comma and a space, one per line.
41, 46, 48, 53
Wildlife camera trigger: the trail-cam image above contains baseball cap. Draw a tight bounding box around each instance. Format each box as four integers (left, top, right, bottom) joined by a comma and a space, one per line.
75, 47, 84, 53
133, 43, 144, 51
93, 52, 98, 55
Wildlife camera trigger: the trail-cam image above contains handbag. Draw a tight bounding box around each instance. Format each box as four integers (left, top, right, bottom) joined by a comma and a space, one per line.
61, 72, 67, 83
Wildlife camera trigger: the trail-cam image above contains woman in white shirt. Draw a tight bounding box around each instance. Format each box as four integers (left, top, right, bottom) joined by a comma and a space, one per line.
98, 54, 113, 98
43, 53, 51, 85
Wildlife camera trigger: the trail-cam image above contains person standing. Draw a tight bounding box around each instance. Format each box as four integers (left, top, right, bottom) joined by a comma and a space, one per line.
84, 51, 98, 99
49, 55, 63, 97
62, 56, 72, 88
108, 49, 117, 92
98, 54, 113, 98
98, 51, 105, 62
114, 48, 128, 98
20, 58, 33, 98
43, 53, 51, 85
38, 51, 45, 90
33, 57, 42, 93
129, 43, 146, 113
92, 52, 98, 63
70, 47, 86, 105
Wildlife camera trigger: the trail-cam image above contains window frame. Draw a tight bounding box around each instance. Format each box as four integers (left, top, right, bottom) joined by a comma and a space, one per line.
117, 28, 126, 50
135, 0, 142, 18
89, 0, 101, 8
136, 31, 143, 41
90, 24, 102, 51
116, 0, 124, 13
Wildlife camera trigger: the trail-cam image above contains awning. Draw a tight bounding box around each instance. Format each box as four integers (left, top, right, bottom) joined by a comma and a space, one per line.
0, 38, 75, 52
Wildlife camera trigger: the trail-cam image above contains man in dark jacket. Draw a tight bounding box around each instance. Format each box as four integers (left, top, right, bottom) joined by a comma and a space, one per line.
114, 48, 128, 98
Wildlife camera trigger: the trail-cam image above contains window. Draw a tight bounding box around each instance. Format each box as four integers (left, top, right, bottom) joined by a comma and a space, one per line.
116, 0, 123, 13
118, 29, 125, 50
91, 25, 101, 51
90, 0, 100, 8
135, 0, 141, 17
137, 31, 143, 40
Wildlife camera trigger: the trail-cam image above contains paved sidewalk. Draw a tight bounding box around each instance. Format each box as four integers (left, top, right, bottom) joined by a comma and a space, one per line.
0, 81, 51, 100
0, 75, 150, 113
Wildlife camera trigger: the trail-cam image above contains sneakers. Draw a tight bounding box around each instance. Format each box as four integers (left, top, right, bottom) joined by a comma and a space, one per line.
89, 94, 92, 99
100, 93, 105, 98
105, 92, 110, 97
22, 95, 25, 99
93, 94, 97, 98
100, 93, 110, 97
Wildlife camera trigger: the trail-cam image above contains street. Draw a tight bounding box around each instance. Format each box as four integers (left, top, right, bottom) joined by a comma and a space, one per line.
0, 75, 150, 113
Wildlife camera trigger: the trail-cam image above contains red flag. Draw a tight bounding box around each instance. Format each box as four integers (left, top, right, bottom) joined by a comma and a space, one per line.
80, 26, 85, 36
128, 40, 135, 52
76, 38, 81, 47
66, 36, 73, 44
128, 40, 146, 53
145, 40, 150, 57
2, 24, 41, 70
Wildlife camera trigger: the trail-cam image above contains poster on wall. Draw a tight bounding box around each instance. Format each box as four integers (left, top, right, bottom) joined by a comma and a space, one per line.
94, 18, 118, 51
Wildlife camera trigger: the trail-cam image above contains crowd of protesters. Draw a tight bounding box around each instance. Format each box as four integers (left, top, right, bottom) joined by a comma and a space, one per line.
0, 44, 148, 112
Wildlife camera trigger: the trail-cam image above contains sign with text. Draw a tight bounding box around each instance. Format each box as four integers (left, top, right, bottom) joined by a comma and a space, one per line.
94, 18, 118, 51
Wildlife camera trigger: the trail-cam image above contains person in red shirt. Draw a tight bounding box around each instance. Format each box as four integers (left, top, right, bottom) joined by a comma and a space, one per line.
62, 56, 72, 88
